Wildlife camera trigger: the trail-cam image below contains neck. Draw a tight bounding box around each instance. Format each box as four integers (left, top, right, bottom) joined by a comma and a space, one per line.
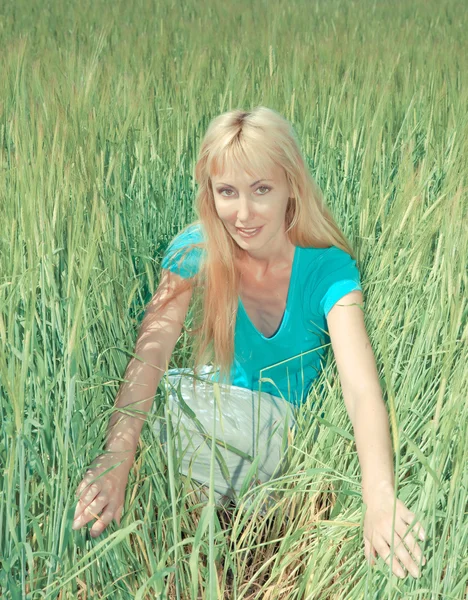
240, 236, 296, 275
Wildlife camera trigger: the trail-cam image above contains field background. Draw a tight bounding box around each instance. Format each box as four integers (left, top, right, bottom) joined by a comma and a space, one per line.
0, 0, 467, 597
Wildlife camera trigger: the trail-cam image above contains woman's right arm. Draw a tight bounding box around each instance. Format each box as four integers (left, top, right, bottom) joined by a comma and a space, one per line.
73, 268, 193, 536
103, 268, 194, 466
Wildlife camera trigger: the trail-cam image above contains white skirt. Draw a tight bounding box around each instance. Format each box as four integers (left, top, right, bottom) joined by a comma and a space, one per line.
152, 365, 298, 514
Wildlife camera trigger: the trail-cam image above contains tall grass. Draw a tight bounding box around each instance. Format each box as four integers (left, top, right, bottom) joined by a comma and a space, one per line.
0, 0, 467, 597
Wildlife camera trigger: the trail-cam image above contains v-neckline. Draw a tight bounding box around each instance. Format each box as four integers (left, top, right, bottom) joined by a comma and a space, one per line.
238, 245, 299, 341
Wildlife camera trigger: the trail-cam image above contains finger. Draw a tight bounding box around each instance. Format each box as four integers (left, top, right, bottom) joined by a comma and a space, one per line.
114, 504, 124, 527
73, 483, 102, 519
364, 537, 370, 561
73, 501, 107, 530
412, 521, 426, 543
364, 538, 376, 565
75, 471, 96, 496
73, 495, 108, 529
74, 497, 94, 523
89, 505, 116, 538
75, 480, 89, 499
374, 538, 406, 579
75, 478, 99, 503
392, 534, 421, 578
399, 504, 415, 523
399, 505, 426, 542
395, 521, 426, 567
73, 497, 106, 529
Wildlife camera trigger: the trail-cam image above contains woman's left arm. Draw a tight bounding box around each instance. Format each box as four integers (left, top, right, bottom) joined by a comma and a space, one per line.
326, 290, 427, 579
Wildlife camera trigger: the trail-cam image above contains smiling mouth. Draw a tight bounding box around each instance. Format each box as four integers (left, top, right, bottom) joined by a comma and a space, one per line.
235, 226, 263, 238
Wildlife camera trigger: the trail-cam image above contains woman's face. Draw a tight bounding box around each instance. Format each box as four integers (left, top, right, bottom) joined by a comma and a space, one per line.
211, 163, 293, 251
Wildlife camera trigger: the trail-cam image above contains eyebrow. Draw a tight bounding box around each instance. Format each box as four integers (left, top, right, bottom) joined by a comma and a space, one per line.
216, 179, 273, 188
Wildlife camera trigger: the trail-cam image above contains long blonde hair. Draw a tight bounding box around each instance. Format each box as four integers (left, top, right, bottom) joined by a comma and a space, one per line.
158, 107, 358, 384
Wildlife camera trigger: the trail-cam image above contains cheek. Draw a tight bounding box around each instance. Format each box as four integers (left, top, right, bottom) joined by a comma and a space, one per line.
215, 203, 236, 222
213, 201, 223, 218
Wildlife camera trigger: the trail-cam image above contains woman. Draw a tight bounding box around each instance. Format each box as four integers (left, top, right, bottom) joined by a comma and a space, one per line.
73, 107, 426, 579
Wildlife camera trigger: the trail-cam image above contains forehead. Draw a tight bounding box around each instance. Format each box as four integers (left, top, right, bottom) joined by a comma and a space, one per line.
211, 161, 282, 184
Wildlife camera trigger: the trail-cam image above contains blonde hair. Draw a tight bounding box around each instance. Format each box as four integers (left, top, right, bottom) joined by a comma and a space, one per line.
158, 107, 358, 385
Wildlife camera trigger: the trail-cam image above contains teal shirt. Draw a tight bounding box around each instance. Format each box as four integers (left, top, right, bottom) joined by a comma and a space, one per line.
161, 223, 362, 407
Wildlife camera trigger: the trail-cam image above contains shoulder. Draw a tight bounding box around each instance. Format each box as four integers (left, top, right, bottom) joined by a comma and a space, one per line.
297, 245, 337, 279
321, 245, 359, 271
171, 222, 205, 244
161, 222, 206, 278
299, 244, 359, 273
299, 245, 362, 318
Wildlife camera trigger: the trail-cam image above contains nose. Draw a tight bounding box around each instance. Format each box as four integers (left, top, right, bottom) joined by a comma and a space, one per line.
236, 195, 254, 223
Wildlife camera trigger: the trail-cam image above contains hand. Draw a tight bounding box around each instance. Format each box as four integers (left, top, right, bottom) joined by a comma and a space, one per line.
72, 451, 132, 538
363, 484, 427, 579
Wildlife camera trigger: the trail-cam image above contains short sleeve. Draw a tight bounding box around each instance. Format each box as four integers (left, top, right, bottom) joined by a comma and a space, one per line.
160, 223, 206, 279
312, 247, 362, 319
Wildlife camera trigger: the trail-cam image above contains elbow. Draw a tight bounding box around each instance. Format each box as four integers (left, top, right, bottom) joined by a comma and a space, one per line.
343, 390, 357, 428
344, 386, 385, 429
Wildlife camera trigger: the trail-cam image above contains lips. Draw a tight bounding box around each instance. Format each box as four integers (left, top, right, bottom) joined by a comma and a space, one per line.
235, 225, 263, 238
236, 226, 262, 232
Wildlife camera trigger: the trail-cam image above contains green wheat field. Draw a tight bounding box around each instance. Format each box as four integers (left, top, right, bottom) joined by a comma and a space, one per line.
0, 0, 467, 598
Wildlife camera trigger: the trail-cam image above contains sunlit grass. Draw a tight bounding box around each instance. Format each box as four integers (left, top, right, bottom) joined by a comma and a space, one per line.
0, 0, 467, 597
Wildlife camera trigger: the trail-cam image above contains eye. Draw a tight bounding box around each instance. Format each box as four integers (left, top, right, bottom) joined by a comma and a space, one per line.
218, 186, 271, 197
